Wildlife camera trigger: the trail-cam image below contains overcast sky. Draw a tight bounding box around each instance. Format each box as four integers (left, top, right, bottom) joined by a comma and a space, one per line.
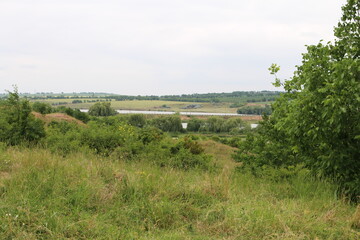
0, 0, 345, 95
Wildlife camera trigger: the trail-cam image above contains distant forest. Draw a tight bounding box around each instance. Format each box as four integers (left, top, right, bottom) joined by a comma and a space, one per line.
0, 91, 282, 103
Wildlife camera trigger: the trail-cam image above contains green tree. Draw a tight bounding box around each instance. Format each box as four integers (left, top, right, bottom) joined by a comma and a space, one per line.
187, 118, 204, 132
32, 102, 53, 114
0, 88, 45, 145
236, 0, 360, 200
88, 102, 117, 117
150, 115, 183, 132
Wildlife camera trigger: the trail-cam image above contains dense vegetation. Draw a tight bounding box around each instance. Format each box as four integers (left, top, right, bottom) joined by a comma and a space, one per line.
235, 0, 359, 201
187, 117, 249, 134
0, 88, 359, 238
236, 105, 272, 115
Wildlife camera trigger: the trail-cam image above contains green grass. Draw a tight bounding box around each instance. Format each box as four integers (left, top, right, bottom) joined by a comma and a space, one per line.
0, 144, 358, 239
31, 98, 275, 114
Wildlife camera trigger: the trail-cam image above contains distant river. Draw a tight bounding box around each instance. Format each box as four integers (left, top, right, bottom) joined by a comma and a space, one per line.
80, 109, 249, 117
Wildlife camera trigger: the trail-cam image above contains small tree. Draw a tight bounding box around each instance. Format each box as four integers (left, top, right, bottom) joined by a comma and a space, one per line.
32, 102, 53, 114
0, 88, 45, 145
88, 102, 117, 117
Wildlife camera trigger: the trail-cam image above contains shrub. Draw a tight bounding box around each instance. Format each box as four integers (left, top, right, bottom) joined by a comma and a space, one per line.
0, 89, 45, 145
32, 102, 53, 114
128, 114, 146, 128
80, 122, 125, 156
43, 121, 84, 155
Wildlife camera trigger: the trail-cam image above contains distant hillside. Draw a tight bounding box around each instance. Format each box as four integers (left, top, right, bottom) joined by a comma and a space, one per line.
2, 91, 282, 103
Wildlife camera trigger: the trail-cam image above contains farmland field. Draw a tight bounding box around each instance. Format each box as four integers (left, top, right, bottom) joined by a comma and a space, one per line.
30, 99, 272, 114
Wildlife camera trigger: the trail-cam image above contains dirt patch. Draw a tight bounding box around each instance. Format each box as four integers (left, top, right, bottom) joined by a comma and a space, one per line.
32, 112, 86, 126
239, 115, 262, 121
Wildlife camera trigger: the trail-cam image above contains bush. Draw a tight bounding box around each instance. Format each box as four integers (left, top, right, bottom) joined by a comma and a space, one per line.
138, 126, 164, 145
169, 148, 213, 170
128, 114, 146, 128
44, 121, 83, 155
32, 102, 53, 114
0, 89, 45, 145
80, 122, 126, 156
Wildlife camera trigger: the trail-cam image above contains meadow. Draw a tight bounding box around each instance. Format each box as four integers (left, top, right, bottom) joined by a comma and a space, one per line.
0, 142, 359, 239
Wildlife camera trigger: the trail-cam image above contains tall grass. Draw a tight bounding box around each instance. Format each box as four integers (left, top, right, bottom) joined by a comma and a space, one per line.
0, 146, 358, 239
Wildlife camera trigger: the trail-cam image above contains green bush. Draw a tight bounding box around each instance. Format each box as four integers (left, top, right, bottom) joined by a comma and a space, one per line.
44, 121, 83, 155
32, 102, 53, 114
169, 148, 213, 170
80, 122, 125, 156
128, 114, 146, 128
0, 89, 45, 145
138, 126, 164, 144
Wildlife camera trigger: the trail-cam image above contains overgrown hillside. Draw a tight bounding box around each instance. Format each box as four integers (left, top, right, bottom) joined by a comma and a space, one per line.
0, 145, 359, 239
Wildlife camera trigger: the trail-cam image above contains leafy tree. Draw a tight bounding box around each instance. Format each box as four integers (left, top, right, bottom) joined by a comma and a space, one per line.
0, 88, 45, 145
187, 118, 203, 132
205, 117, 224, 133
222, 117, 248, 133
32, 102, 53, 114
88, 102, 117, 117
150, 115, 183, 132
236, 0, 360, 200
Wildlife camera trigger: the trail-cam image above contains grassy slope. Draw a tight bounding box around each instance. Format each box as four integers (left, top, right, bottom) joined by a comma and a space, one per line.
0, 143, 358, 239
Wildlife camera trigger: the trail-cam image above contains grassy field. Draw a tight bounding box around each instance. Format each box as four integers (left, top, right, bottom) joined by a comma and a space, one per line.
30, 99, 254, 113
0, 142, 358, 239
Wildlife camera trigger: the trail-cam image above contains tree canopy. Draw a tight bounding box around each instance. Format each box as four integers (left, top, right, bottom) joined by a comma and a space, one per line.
88, 102, 117, 117
236, 0, 360, 201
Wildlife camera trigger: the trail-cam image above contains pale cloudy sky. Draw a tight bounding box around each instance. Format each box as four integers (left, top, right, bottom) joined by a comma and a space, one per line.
0, 0, 344, 95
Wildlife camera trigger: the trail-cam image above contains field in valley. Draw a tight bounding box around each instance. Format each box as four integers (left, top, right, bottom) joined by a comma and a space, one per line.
32, 99, 243, 113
